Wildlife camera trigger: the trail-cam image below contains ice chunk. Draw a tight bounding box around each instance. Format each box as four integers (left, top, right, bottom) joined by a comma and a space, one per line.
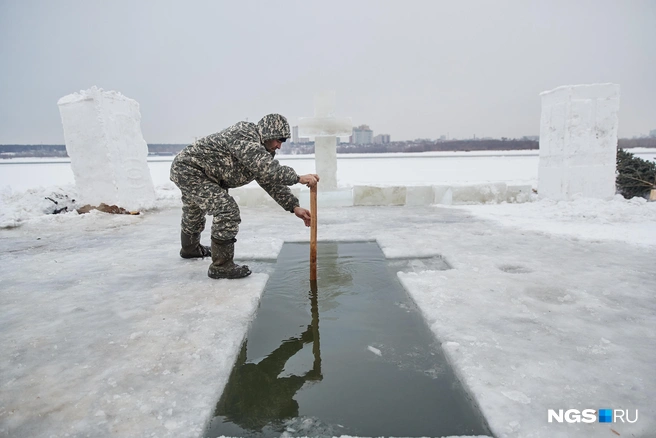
298, 188, 353, 208
451, 183, 508, 204
230, 186, 301, 208
538, 83, 620, 200
354, 186, 406, 206
367, 346, 382, 356
432, 183, 532, 204
406, 186, 435, 206
57, 87, 156, 211
433, 186, 453, 205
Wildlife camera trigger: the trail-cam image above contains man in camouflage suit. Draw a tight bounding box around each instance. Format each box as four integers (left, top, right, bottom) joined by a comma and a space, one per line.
170, 114, 319, 279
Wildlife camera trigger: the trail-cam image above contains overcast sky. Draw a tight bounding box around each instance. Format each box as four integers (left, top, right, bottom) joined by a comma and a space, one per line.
1, 0, 654, 144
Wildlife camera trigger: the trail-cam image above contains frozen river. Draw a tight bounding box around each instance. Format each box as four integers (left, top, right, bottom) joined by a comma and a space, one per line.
1, 149, 654, 193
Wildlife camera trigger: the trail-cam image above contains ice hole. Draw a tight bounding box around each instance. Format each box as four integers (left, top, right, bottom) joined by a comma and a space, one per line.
205, 242, 490, 437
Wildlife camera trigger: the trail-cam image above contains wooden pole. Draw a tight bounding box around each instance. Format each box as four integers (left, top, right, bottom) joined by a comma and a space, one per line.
310, 185, 317, 281
310, 281, 321, 377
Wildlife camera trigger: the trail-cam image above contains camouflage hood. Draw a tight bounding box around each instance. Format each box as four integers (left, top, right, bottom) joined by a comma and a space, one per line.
257, 114, 291, 143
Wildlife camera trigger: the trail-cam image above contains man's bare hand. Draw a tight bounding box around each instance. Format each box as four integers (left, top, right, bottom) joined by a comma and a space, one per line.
294, 207, 312, 227
298, 174, 320, 188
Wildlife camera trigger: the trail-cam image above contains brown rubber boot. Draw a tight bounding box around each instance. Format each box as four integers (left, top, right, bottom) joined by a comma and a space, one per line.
180, 231, 211, 259
208, 238, 251, 279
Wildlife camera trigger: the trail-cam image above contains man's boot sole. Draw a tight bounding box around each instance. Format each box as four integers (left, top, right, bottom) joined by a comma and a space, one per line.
180, 252, 210, 259
207, 266, 252, 279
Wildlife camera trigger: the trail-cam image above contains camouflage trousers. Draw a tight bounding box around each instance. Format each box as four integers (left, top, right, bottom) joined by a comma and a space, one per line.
170, 161, 241, 240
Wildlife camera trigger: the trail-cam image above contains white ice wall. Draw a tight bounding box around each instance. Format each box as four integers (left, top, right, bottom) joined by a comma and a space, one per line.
538, 83, 620, 200
229, 184, 531, 207
58, 87, 156, 211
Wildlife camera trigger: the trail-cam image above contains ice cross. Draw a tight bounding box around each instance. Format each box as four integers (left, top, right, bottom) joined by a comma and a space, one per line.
298, 91, 352, 190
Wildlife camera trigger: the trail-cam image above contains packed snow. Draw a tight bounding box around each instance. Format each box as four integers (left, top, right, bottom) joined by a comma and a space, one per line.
1, 154, 655, 438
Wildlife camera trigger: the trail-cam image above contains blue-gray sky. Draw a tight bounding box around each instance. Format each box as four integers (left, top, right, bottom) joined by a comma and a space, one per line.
1, 0, 654, 143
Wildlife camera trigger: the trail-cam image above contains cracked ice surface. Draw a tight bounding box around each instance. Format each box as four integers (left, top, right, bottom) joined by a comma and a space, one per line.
1, 201, 655, 438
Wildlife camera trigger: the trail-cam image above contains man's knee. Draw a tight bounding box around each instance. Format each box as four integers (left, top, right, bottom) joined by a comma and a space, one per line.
178, 183, 240, 239
206, 195, 241, 222
210, 199, 241, 241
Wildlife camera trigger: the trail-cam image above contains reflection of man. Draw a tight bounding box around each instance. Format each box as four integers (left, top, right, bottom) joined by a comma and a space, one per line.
214, 326, 321, 432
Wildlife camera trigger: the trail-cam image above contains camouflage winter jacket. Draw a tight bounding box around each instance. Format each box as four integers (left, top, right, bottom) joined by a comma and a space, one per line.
171, 115, 300, 212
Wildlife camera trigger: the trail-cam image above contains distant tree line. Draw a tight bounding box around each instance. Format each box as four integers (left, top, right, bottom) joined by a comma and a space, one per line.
338, 139, 539, 154
0, 144, 187, 158
617, 137, 656, 149
284, 137, 656, 155
0, 144, 69, 158
2, 138, 655, 158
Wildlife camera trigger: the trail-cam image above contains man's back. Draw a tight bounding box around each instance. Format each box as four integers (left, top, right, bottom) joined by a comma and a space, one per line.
173, 121, 267, 188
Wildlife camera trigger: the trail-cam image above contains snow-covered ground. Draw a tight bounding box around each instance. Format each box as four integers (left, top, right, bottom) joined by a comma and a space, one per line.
1, 154, 655, 437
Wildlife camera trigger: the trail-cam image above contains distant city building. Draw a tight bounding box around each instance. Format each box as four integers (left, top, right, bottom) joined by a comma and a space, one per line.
439, 135, 447, 141
650, 129, 656, 138
373, 134, 390, 144
351, 125, 373, 144
291, 126, 310, 143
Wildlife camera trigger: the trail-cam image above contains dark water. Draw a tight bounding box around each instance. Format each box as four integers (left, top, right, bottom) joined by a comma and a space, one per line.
205, 242, 490, 437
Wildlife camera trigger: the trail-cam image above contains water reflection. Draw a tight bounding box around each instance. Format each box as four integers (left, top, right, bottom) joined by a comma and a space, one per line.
208, 242, 490, 437
213, 285, 322, 433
